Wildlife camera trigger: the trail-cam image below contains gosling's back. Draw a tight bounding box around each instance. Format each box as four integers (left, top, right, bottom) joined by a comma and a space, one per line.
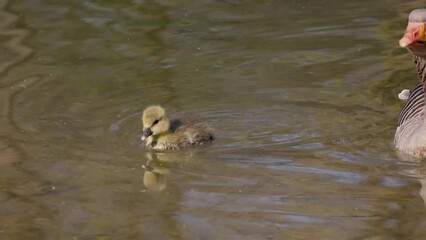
153, 113, 214, 150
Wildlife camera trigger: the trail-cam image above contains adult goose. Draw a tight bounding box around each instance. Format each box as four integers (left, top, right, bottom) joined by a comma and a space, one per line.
395, 9, 426, 158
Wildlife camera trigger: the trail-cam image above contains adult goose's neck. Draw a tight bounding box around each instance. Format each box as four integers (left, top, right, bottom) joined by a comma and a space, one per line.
412, 53, 426, 86
396, 53, 426, 127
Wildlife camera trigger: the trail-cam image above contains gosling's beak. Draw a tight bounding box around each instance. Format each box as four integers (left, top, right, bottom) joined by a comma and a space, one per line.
399, 23, 426, 48
141, 128, 153, 141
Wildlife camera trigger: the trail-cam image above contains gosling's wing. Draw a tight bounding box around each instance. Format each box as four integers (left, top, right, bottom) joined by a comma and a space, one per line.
185, 123, 214, 144
170, 115, 214, 148
398, 83, 425, 127
174, 129, 213, 149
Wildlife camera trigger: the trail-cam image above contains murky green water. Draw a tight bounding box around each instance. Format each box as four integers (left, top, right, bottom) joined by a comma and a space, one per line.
1, 0, 426, 239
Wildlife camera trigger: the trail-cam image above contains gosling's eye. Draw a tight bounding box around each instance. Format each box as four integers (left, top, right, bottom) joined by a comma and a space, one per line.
152, 119, 159, 125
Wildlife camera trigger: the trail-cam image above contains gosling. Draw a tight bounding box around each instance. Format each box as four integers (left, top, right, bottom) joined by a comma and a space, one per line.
141, 105, 214, 150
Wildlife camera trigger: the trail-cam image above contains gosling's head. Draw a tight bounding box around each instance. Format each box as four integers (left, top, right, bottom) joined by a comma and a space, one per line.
141, 105, 170, 141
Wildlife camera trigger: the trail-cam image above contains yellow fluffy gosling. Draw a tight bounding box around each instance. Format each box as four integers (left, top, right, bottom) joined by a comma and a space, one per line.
141, 105, 214, 150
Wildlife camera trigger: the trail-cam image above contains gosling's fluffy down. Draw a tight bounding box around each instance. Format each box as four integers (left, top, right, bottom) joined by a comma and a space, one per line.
141, 105, 214, 150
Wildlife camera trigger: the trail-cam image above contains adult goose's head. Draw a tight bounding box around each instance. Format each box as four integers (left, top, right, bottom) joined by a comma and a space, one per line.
400, 9, 426, 58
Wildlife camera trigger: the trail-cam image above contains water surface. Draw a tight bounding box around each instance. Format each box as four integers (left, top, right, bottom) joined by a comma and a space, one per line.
1, 0, 426, 239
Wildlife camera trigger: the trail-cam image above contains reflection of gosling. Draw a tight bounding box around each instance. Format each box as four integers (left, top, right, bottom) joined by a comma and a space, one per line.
142, 165, 167, 191
141, 105, 214, 150
142, 151, 196, 191
142, 152, 172, 191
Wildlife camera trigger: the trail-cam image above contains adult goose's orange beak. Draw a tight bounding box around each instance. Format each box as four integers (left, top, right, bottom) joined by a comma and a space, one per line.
400, 23, 426, 47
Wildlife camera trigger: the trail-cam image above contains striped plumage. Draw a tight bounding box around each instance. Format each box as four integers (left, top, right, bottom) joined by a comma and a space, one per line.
395, 9, 426, 157
397, 83, 424, 127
